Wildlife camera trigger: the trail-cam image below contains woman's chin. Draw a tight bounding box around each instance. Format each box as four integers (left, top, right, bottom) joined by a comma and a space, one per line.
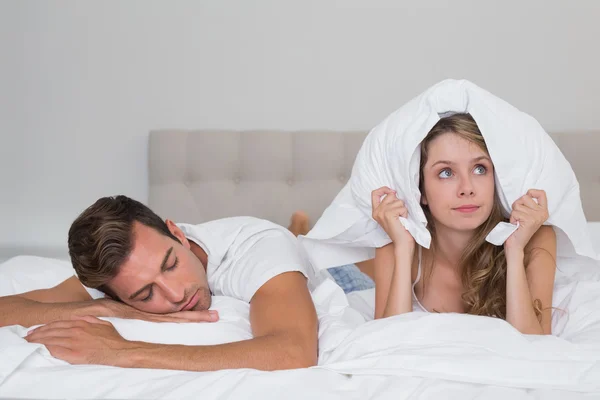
442, 218, 487, 233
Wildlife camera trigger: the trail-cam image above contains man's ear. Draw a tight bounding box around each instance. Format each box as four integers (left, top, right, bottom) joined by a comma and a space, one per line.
165, 219, 190, 249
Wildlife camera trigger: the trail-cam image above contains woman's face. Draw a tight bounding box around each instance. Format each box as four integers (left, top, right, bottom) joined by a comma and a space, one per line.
421, 132, 496, 233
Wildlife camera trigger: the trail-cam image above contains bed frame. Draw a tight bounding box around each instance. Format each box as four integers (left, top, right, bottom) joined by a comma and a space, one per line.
149, 130, 600, 226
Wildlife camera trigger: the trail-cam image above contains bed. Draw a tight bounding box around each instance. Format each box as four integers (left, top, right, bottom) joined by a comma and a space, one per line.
147, 130, 600, 228
1, 130, 600, 399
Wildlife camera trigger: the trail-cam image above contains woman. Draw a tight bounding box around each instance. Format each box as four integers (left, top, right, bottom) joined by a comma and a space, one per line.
372, 113, 557, 334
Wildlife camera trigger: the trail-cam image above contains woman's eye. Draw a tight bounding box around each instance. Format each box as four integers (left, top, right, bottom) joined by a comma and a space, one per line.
438, 169, 452, 179
474, 165, 487, 175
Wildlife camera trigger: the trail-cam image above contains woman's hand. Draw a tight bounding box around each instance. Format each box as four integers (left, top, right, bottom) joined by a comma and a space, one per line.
371, 186, 415, 251
505, 189, 549, 253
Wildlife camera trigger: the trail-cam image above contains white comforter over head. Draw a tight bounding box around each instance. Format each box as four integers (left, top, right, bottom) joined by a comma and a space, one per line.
300, 79, 597, 270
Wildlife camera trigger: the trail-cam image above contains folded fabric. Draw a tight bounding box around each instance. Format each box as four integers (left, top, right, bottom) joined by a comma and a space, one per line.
301, 79, 598, 270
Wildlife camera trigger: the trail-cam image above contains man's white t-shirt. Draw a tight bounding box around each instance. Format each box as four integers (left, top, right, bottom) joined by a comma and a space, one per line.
86, 217, 309, 303
177, 217, 309, 303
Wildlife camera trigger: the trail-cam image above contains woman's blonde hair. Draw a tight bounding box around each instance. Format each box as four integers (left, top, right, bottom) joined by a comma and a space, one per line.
419, 113, 541, 319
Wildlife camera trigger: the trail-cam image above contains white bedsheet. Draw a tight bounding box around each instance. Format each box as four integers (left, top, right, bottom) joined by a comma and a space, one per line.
2, 226, 600, 398
2, 255, 600, 398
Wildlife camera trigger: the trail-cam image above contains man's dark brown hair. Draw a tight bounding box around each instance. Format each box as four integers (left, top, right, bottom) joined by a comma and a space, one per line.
68, 195, 180, 297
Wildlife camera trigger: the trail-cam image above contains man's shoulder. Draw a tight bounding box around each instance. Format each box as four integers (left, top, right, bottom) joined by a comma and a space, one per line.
177, 217, 291, 266
178, 216, 286, 235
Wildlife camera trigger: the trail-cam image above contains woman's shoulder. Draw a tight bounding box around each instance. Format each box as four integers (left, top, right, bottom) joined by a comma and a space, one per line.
528, 225, 556, 247
525, 225, 557, 261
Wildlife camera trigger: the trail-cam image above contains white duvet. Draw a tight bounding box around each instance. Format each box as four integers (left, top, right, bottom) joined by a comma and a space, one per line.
1, 251, 600, 398
300, 79, 598, 272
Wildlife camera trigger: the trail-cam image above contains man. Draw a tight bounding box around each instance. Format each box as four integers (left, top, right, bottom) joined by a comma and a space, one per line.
0, 196, 318, 371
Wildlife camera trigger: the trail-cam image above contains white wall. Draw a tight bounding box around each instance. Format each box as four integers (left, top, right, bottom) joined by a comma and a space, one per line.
1, 0, 599, 255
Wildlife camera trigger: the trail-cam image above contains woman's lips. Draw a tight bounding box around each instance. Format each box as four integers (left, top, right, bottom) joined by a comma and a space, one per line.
453, 205, 480, 213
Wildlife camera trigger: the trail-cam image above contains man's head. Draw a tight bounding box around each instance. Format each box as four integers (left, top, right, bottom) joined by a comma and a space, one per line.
68, 195, 211, 313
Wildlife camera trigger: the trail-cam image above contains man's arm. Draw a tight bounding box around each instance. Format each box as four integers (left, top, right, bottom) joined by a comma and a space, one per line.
2, 277, 217, 328
0, 276, 97, 328
27, 271, 319, 371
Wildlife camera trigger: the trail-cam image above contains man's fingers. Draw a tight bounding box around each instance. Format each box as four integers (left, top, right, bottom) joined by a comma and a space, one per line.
26, 327, 77, 342
27, 317, 111, 338
26, 334, 75, 349
170, 310, 219, 322
27, 320, 85, 336
146, 310, 219, 323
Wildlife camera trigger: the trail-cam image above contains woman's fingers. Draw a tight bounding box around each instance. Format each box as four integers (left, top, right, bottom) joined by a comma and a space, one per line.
371, 187, 395, 211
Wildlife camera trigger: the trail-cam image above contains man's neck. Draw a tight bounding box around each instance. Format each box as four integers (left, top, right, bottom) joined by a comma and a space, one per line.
189, 241, 209, 273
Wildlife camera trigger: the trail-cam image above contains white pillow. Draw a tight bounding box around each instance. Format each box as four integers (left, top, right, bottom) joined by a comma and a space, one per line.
301, 79, 598, 270
0, 256, 75, 296
0, 255, 353, 353
588, 222, 600, 254
0, 256, 253, 345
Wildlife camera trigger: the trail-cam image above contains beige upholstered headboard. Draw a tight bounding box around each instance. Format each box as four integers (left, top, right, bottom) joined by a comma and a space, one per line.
148, 131, 600, 227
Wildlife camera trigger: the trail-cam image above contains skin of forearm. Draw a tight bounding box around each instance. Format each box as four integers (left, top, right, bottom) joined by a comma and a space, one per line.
382, 246, 414, 318
505, 249, 543, 334
121, 332, 315, 371
0, 296, 105, 328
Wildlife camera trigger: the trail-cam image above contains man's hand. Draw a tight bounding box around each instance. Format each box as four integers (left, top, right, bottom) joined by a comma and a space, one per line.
0, 276, 218, 329
94, 298, 219, 323
25, 316, 136, 367
24, 272, 317, 372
